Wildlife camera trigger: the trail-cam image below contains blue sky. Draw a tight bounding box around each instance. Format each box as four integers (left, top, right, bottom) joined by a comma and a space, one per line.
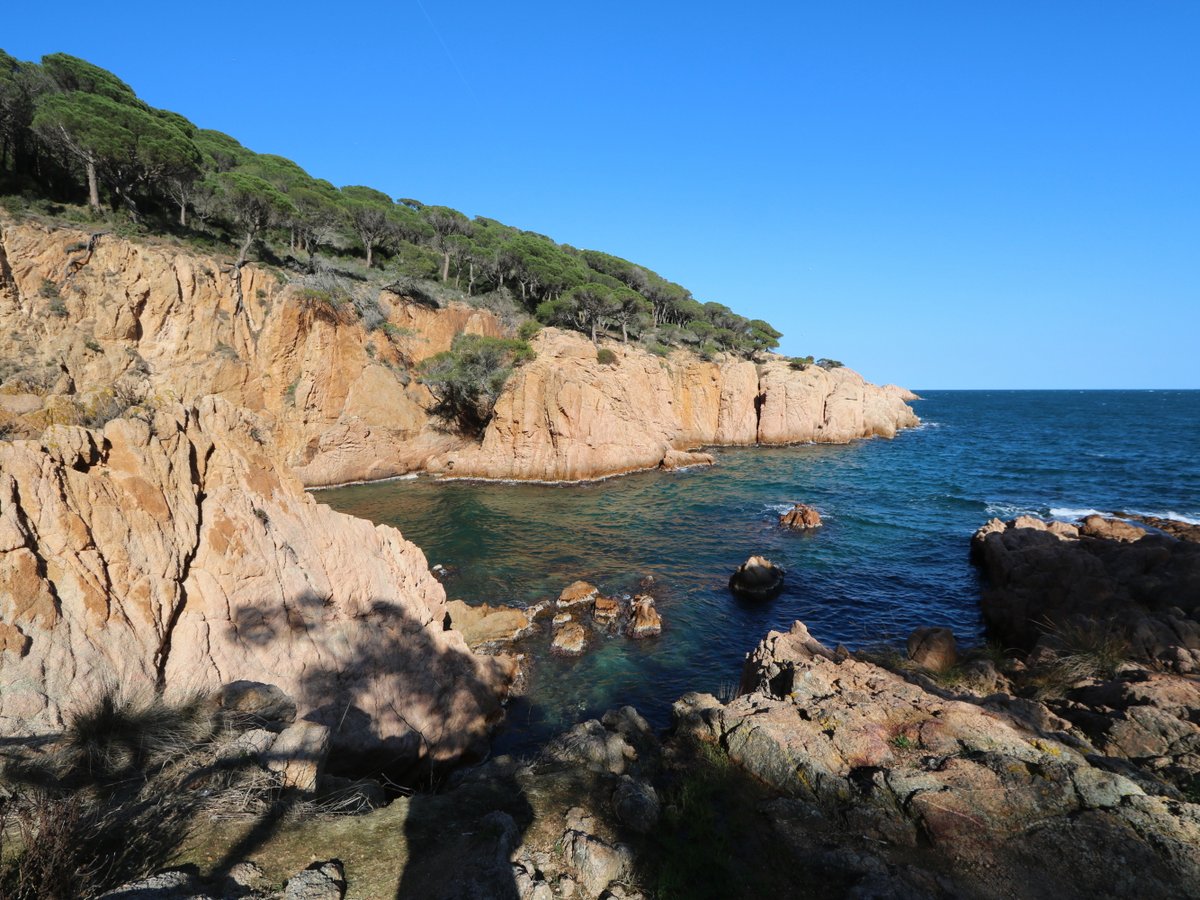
5, 2, 1198, 388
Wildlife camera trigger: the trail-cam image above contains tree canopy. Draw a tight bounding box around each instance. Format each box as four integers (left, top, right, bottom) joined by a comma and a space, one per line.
1, 47, 789, 360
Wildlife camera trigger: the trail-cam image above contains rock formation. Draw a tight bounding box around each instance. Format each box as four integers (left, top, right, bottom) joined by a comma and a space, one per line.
779, 502, 822, 529
729, 555, 785, 599
674, 620, 1200, 898
972, 514, 1200, 671
433, 330, 920, 482
0, 396, 513, 768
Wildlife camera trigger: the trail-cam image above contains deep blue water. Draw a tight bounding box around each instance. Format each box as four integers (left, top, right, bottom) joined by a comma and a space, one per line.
320, 390, 1200, 753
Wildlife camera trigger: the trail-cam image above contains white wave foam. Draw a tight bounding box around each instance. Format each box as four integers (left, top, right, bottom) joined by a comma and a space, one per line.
1126, 509, 1200, 526
984, 502, 1039, 519
1049, 507, 1108, 520
764, 503, 831, 518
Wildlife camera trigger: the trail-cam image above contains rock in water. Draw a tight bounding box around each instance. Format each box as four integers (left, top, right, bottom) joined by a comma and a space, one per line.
659, 448, 715, 471
729, 556, 785, 599
558, 581, 600, 608
552, 622, 588, 656
444, 599, 532, 648
780, 503, 822, 529
593, 596, 621, 624
906, 627, 958, 673
626, 596, 662, 638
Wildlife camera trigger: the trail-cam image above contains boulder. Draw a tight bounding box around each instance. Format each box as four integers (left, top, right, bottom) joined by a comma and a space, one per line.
285, 860, 347, 900
729, 555, 785, 599
558, 580, 600, 608
780, 503, 823, 530
444, 599, 532, 648
216, 680, 296, 727
612, 776, 660, 833
626, 596, 662, 639
659, 448, 715, 471
906, 627, 958, 673
552, 622, 588, 656
593, 596, 621, 624
266, 720, 331, 792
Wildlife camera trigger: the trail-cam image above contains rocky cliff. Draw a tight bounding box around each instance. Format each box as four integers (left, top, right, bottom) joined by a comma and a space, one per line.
0, 219, 918, 486
432, 330, 919, 481
0, 396, 513, 767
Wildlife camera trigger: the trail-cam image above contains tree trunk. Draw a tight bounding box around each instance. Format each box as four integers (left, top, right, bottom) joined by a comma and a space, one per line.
591, 322, 598, 344
441, 250, 450, 282
237, 228, 255, 266
366, 243, 374, 268
85, 158, 100, 212
178, 199, 187, 227
621, 321, 628, 342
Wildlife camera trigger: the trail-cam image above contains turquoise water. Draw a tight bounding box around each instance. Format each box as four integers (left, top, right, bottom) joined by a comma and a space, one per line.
320, 390, 1200, 753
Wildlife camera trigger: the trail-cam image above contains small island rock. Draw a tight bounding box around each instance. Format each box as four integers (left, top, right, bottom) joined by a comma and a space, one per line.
558, 581, 600, 608
780, 503, 822, 530
627, 595, 662, 638
552, 622, 588, 656
729, 556, 785, 599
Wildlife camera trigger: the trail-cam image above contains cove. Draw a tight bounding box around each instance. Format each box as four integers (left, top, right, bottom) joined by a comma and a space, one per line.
320, 390, 1200, 754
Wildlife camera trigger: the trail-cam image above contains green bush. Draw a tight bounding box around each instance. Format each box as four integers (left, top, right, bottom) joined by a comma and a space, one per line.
419, 334, 534, 435
596, 347, 617, 365
517, 319, 542, 341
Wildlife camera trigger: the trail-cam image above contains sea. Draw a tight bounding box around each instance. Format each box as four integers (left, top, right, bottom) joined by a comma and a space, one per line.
320, 390, 1200, 754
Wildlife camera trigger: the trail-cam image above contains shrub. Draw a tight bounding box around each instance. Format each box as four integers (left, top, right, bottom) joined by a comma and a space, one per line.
596, 347, 617, 366
517, 319, 542, 341
419, 334, 534, 436
789, 355, 814, 370
816, 358, 844, 370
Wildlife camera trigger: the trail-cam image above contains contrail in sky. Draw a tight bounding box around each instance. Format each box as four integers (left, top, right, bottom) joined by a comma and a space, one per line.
414, 0, 480, 105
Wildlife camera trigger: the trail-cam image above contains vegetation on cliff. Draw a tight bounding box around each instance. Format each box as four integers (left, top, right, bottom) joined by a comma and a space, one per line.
0, 49, 781, 359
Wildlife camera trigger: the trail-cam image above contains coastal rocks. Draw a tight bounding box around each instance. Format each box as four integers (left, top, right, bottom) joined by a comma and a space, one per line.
658, 448, 714, 471
729, 555, 785, 599
0, 397, 513, 767
592, 596, 620, 624
906, 627, 957, 673
432, 329, 918, 482
558, 581, 600, 608
626, 596, 662, 639
445, 599, 533, 648
971, 515, 1200, 670
552, 621, 588, 656
612, 776, 660, 833
780, 503, 822, 529
676, 619, 1200, 898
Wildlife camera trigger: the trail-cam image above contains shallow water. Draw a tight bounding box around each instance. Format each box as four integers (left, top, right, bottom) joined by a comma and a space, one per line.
320, 390, 1200, 753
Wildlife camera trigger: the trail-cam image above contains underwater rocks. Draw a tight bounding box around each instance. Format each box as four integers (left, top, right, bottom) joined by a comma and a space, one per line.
729, 555, 786, 599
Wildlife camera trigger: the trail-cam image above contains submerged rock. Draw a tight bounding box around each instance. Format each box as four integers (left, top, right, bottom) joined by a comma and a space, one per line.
729, 555, 785, 599
780, 503, 823, 530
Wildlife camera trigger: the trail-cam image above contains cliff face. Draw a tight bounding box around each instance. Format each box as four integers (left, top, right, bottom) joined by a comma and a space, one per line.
0, 220, 502, 488
0, 396, 512, 764
433, 330, 919, 481
0, 220, 918, 486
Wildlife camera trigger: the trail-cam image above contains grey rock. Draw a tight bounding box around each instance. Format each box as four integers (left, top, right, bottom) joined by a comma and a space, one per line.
285, 860, 346, 900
